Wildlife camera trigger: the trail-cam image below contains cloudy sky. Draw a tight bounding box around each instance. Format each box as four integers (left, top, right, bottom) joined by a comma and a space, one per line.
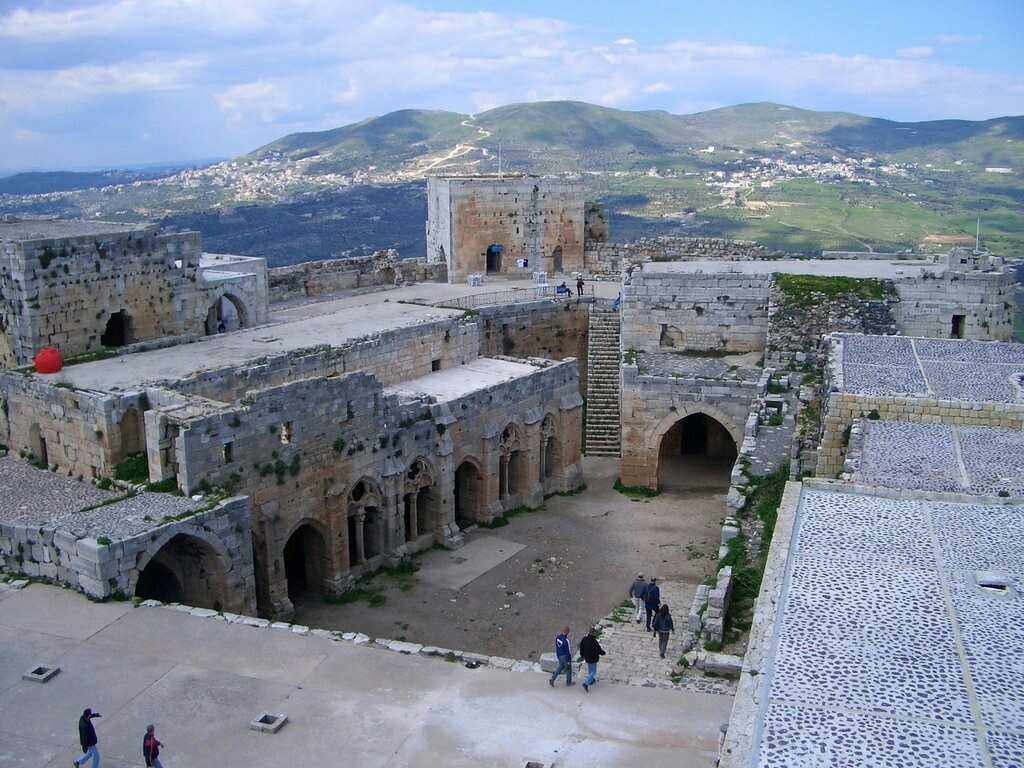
1, 0, 1022, 172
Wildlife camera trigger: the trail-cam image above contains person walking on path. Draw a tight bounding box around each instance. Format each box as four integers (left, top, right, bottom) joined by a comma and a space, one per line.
629, 572, 648, 623
652, 603, 675, 658
73, 708, 101, 768
578, 626, 606, 693
576, 276, 585, 296
143, 724, 165, 768
643, 576, 661, 631
548, 626, 576, 687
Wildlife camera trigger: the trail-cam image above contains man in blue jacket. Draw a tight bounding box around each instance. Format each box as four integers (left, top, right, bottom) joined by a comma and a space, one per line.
73, 708, 101, 768
643, 576, 661, 631
548, 626, 575, 687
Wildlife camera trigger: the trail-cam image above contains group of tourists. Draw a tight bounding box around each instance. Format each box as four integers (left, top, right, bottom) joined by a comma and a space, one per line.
547, 572, 676, 694
630, 572, 675, 657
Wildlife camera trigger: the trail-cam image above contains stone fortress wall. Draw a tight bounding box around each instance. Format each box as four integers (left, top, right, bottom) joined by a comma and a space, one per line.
0, 221, 268, 367
585, 236, 779, 276
426, 176, 585, 283
267, 250, 447, 303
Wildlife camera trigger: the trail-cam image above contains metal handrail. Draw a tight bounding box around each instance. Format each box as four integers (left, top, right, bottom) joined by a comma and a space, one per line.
433, 284, 594, 309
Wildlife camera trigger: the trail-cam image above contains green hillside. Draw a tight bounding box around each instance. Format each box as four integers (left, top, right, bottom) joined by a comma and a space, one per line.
3, 100, 1022, 262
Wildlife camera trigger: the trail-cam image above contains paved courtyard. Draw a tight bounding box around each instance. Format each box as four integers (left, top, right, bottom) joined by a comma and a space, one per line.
0, 581, 734, 768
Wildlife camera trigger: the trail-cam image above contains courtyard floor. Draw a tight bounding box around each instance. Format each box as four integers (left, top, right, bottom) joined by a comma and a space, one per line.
295, 456, 728, 666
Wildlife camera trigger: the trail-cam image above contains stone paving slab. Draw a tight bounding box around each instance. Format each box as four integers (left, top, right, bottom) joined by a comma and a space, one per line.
416, 533, 527, 590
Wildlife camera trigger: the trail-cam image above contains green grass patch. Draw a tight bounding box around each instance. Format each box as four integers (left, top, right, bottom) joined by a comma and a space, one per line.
113, 453, 149, 484
774, 273, 891, 309
613, 478, 659, 498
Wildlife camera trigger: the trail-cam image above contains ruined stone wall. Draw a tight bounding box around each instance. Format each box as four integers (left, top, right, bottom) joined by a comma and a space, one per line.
621, 272, 769, 355
0, 373, 150, 478
267, 251, 447, 304
894, 271, 1016, 341
0, 495, 255, 612
1, 227, 210, 366
158, 358, 583, 618
200, 254, 270, 327
619, 365, 758, 488
765, 280, 899, 371
170, 319, 480, 403
427, 176, 585, 283
585, 237, 778, 276
475, 301, 590, 393
584, 201, 608, 244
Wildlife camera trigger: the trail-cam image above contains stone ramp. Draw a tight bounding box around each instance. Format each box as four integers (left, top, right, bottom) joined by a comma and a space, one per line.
596, 580, 735, 696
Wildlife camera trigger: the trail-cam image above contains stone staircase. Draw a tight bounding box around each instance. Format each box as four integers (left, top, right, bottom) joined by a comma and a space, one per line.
585, 307, 622, 456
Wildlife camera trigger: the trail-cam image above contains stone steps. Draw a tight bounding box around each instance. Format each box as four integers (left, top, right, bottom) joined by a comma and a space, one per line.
585, 308, 622, 457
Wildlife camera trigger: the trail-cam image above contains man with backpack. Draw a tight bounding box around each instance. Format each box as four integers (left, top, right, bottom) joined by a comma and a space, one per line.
643, 576, 661, 631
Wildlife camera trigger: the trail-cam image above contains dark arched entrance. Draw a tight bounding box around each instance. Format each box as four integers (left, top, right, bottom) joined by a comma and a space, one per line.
283, 524, 327, 602
101, 311, 132, 347
28, 423, 47, 465
454, 460, 483, 528
486, 244, 503, 274
657, 413, 737, 491
205, 294, 249, 335
135, 534, 226, 610
552, 246, 563, 273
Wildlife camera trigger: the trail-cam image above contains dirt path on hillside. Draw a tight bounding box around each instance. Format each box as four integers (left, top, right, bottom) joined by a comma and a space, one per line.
294, 456, 728, 661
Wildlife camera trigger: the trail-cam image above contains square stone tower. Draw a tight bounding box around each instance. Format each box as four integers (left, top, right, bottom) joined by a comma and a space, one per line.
426, 175, 585, 283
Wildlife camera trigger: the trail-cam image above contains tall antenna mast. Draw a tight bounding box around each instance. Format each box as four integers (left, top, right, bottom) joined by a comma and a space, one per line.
498, 139, 502, 178
975, 217, 980, 251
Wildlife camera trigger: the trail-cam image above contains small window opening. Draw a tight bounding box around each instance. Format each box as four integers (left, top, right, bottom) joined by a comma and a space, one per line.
280, 422, 293, 444
432, 359, 441, 372
951, 314, 965, 339
223, 442, 233, 463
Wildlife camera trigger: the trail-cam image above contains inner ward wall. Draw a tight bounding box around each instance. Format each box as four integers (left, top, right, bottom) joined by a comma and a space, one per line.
621, 272, 770, 355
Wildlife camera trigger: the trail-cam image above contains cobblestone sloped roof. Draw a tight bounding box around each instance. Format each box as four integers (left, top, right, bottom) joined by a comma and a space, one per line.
838, 334, 1024, 402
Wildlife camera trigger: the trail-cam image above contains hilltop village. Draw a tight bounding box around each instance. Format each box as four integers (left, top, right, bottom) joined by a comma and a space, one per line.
1, 175, 1022, 767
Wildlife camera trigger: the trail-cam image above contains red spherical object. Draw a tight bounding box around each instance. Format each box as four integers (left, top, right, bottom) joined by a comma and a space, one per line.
34, 347, 64, 374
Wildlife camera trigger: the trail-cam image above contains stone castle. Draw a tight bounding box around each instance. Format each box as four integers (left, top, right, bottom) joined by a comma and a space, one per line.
1, 175, 1022, 764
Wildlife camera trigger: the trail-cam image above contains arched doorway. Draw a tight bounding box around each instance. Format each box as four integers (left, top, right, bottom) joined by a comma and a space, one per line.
454, 459, 483, 528
283, 523, 327, 603
348, 479, 384, 568
135, 534, 226, 610
205, 294, 248, 335
486, 244, 503, 274
657, 412, 738, 491
101, 311, 132, 347
28, 423, 47, 465
552, 246, 563, 273
402, 459, 434, 543
120, 405, 143, 457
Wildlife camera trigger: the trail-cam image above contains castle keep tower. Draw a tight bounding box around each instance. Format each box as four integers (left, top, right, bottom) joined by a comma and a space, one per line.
426, 175, 585, 283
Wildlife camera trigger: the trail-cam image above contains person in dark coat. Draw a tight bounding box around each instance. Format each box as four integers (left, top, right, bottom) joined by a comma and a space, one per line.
143, 724, 165, 768
577, 626, 606, 692
643, 576, 661, 631
548, 626, 575, 687
576, 276, 585, 296
652, 603, 675, 658
73, 708, 101, 767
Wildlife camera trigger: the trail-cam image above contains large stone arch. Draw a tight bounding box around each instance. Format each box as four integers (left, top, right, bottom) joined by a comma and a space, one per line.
652, 405, 741, 492
539, 412, 561, 485
133, 528, 233, 611
205, 293, 250, 335
281, 518, 330, 602
454, 456, 485, 528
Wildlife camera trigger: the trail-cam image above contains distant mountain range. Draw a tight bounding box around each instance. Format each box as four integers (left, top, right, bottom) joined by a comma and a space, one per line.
2, 101, 1022, 263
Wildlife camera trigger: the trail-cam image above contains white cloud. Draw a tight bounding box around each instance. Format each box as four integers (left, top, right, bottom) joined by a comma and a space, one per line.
613, 38, 635, 46
217, 80, 298, 123
897, 46, 933, 59
935, 34, 983, 45
644, 82, 672, 94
